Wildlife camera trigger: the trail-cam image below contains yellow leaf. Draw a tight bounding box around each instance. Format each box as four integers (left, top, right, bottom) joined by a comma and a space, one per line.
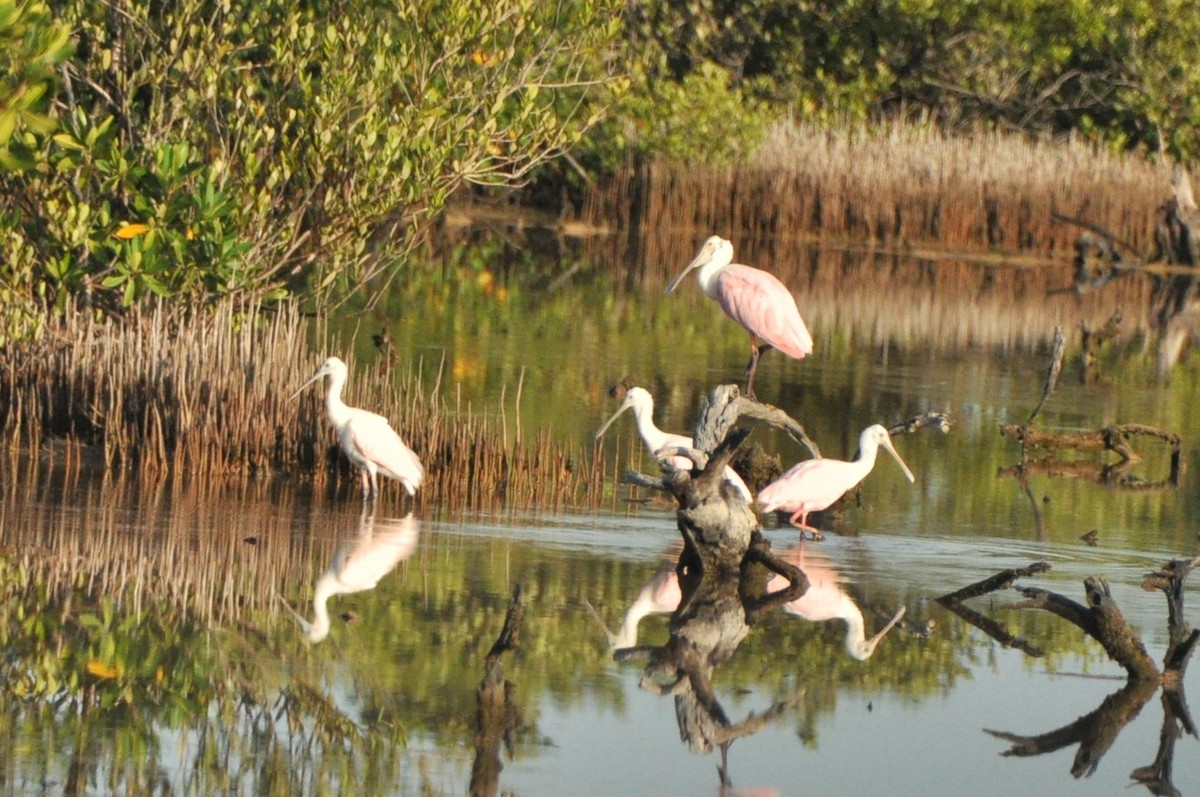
86, 660, 119, 679
156, 666, 164, 684
114, 223, 150, 239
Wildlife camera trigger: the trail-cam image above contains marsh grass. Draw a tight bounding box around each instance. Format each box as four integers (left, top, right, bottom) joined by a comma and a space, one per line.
0, 301, 606, 510
582, 123, 1168, 257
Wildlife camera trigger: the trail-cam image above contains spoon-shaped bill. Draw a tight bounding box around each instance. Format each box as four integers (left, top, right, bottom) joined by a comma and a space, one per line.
594, 400, 632, 441
880, 434, 916, 483
664, 238, 719, 294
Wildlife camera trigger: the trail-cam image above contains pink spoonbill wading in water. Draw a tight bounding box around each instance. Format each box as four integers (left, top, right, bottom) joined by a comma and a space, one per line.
665, 235, 813, 399
595, 385, 753, 502
757, 424, 915, 540
292, 356, 425, 501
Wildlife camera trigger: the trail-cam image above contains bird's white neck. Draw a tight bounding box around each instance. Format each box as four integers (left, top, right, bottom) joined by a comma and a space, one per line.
850, 440, 880, 479
323, 371, 353, 430
695, 258, 728, 299
612, 592, 657, 649
630, 404, 673, 454
840, 607, 875, 660
306, 571, 340, 642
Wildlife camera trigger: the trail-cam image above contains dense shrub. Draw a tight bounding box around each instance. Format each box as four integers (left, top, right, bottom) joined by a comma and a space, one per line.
0, 0, 623, 342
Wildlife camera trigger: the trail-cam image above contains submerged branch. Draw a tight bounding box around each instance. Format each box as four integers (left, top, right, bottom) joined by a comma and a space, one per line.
936, 561, 1051, 604
1027, 326, 1065, 425
1018, 577, 1159, 681
999, 423, 1182, 468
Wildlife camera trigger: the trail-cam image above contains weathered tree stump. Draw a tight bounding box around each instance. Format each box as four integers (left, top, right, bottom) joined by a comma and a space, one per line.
469, 583, 525, 797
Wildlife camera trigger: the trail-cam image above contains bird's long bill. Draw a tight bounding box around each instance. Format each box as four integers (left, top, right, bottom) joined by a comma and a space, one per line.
881, 435, 916, 483
664, 240, 715, 294
288, 370, 324, 401
276, 593, 314, 636
594, 401, 632, 441
865, 605, 907, 652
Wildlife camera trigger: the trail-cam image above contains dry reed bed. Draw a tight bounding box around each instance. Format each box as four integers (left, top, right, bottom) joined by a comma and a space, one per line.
0, 302, 606, 510
581, 124, 1169, 258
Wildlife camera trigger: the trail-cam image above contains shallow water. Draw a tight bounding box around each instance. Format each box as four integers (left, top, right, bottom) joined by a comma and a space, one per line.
4, 234, 1200, 796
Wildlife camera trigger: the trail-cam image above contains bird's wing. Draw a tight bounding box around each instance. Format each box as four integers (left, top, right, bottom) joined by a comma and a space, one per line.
345, 415, 425, 487
716, 265, 813, 358
758, 459, 855, 512
336, 519, 419, 589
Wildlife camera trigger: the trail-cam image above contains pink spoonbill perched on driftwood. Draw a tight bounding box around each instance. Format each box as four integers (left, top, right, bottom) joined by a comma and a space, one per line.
595, 385, 752, 502
757, 424, 915, 540
665, 235, 813, 398
293, 356, 425, 501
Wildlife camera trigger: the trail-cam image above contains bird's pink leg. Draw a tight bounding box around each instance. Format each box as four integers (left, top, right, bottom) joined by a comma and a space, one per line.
787, 509, 824, 541
359, 469, 371, 500
743, 338, 775, 400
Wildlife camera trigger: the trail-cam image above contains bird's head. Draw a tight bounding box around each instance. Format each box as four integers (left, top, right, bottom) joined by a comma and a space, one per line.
595, 386, 654, 440
290, 356, 349, 399
665, 235, 733, 294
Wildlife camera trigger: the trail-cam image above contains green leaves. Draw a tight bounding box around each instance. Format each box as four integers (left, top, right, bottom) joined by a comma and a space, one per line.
0, 0, 74, 171
1, 0, 623, 335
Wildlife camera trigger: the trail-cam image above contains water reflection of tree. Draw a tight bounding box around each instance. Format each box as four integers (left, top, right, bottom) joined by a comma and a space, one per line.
938, 556, 1199, 795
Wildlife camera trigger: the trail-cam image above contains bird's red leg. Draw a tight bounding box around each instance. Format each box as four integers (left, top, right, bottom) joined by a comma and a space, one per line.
744, 338, 762, 399
743, 338, 777, 399
787, 509, 824, 541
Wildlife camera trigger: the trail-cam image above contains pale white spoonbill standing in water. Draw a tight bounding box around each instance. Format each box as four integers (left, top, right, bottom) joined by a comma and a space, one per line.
767, 546, 906, 660
280, 512, 419, 642
757, 424, 914, 539
594, 386, 752, 502
666, 235, 813, 398
293, 356, 424, 500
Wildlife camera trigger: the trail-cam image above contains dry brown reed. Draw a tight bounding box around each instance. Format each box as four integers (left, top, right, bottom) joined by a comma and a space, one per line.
0, 301, 606, 510
580, 122, 1169, 258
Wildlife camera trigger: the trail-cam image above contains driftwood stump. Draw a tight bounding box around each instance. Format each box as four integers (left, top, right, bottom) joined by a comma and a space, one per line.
469, 584, 525, 797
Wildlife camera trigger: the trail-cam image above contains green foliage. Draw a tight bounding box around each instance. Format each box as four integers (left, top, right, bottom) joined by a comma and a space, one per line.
0, 0, 622, 341
599, 62, 775, 166
606, 0, 1200, 163
0, 0, 73, 169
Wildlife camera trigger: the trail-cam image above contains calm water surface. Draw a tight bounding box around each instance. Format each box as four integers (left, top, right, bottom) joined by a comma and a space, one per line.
4, 236, 1200, 796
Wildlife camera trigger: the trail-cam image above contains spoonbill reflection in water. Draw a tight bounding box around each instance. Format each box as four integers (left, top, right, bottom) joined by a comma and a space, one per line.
280, 511, 419, 643
293, 356, 424, 500
585, 551, 682, 650
768, 546, 905, 660
595, 386, 752, 502
757, 424, 915, 540
665, 235, 813, 398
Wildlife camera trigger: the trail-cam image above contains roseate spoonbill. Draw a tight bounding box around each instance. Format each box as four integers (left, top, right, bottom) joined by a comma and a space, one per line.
757, 424, 915, 539
293, 356, 424, 499
280, 512, 419, 642
594, 386, 752, 501
665, 235, 813, 398
767, 547, 905, 660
